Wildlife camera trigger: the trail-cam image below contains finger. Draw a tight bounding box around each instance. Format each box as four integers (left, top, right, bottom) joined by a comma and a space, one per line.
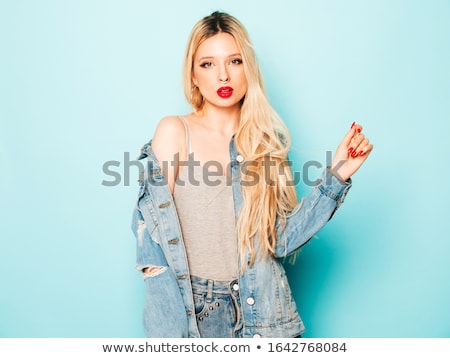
361, 143, 374, 156
353, 136, 368, 152
342, 125, 357, 147
354, 124, 363, 134
352, 132, 366, 147
355, 142, 373, 157
348, 134, 366, 157
343, 122, 363, 147
351, 138, 368, 157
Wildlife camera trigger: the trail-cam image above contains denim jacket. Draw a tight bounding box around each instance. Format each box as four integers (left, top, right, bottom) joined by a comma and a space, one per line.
131, 137, 352, 338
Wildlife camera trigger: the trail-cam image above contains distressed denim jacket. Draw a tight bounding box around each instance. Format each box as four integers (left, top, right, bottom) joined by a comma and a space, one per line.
131, 137, 352, 338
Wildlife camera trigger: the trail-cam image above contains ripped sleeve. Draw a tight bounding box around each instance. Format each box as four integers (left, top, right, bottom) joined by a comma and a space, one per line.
131, 207, 169, 279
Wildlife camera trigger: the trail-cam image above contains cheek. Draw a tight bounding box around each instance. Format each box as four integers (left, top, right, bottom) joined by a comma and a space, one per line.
237, 69, 247, 85
238, 73, 248, 91
194, 71, 214, 88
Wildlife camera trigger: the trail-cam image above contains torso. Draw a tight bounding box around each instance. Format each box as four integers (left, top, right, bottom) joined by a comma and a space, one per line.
172, 116, 238, 281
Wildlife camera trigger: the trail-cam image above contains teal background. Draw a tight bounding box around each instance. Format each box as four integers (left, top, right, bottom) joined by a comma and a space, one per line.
1, 0, 449, 338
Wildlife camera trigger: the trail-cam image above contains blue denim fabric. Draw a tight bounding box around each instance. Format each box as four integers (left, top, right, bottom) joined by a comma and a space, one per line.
191, 275, 243, 338
131, 136, 352, 338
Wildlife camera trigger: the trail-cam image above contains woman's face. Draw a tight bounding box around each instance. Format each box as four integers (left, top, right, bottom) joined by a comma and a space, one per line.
192, 32, 248, 110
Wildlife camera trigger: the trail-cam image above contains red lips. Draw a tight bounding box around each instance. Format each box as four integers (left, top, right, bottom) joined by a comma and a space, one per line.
217, 86, 233, 98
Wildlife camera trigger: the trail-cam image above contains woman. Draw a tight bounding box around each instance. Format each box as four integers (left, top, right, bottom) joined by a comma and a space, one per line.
131, 11, 373, 338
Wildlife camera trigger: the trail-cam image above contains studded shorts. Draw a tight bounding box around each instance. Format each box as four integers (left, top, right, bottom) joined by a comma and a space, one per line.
190, 275, 243, 338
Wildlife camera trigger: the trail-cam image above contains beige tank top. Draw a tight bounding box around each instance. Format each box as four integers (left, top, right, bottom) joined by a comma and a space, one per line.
173, 117, 238, 281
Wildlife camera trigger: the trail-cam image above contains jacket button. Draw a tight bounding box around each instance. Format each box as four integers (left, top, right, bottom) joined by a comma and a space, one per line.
236, 154, 244, 163
253, 333, 261, 338
246, 297, 255, 305
232, 283, 239, 291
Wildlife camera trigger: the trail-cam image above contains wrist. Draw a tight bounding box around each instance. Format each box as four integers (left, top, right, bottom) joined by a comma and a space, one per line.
329, 164, 351, 183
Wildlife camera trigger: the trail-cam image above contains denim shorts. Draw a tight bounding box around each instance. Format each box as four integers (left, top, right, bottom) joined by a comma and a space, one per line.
191, 275, 243, 338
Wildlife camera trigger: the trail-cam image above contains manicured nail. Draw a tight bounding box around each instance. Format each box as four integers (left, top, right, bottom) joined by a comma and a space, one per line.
357, 128, 361, 133
351, 121, 355, 129
351, 150, 357, 157
358, 150, 363, 156
348, 147, 354, 154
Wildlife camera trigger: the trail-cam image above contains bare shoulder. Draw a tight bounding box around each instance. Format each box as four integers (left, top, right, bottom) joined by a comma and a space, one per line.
152, 116, 185, 148
151, 115, 188, 164
152, 116, 185, 141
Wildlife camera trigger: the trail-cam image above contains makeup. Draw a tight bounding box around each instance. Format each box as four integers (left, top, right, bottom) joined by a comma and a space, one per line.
217, 86, 233, 98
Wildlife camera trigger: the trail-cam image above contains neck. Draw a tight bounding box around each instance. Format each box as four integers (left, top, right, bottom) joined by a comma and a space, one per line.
195, 103, 241, 134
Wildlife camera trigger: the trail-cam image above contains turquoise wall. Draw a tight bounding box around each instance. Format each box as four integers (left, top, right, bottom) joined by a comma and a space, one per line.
1, 0, 449, 337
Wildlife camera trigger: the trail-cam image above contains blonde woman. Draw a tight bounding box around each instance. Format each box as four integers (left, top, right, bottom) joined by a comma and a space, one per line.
131, 11, 373, 338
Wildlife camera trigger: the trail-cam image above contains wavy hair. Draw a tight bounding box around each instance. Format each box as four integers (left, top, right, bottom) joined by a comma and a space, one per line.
182, 11, 298, 269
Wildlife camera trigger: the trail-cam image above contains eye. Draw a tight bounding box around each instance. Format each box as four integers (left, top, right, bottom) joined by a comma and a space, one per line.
230, 58, 243, 65
200, 61, 213, 68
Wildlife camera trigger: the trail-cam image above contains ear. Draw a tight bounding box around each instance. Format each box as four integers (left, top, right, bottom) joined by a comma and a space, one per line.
191, 76, 198, 87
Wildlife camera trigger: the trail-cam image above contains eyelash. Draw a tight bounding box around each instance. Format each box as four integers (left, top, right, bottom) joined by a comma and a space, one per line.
199, 59, 243, 68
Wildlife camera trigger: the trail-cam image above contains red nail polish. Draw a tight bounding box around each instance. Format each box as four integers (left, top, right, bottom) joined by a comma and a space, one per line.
351, 150, 357, 157
357, 128, 361, 133
348, 147, 354, 154
358, 151, 363, 156
351, 121, 355, 129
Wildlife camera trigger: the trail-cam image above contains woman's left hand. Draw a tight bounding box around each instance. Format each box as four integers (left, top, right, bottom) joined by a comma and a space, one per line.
330, 122, 374, 182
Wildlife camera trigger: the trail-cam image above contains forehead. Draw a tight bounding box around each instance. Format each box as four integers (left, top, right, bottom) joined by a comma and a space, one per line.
195, 32, 240, 59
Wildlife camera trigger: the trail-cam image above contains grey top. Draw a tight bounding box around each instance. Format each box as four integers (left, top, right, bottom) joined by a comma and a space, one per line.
173, 117, 238, 281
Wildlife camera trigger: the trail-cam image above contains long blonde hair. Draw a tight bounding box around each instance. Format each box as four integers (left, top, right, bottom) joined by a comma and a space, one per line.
183, 11, 298, 268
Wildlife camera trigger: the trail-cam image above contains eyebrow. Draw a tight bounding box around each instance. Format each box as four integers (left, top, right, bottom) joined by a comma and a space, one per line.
198, 53, 242, 61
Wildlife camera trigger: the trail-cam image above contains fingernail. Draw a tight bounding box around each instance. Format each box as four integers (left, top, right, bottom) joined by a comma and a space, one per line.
351, 121, 355, 129
348, 147, 354, 154
358, 150, 363, 156
357, 128, 361, 133
351, 150, 357, 157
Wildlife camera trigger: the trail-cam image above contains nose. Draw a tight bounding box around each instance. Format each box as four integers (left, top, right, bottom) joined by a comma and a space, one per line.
218, 65, 229, 83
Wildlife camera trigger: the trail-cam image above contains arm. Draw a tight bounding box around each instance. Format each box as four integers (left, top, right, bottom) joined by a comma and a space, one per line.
131, 206, 169, 274
275, 122, 373, 256
274, 168, 351, 256
151, 116, 187, 193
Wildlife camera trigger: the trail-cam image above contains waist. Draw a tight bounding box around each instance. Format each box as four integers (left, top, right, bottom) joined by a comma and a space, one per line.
190, 275, 238, 295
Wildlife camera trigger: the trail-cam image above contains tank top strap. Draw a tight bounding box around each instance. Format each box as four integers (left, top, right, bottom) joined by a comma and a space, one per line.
178, 116, 192, 154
